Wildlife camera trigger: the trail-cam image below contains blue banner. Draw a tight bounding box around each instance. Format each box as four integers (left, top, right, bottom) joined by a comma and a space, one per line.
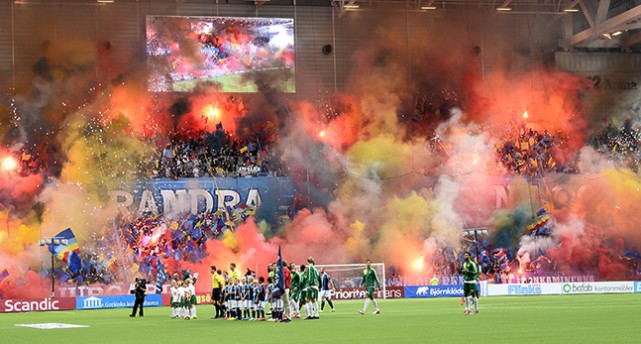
76, 294, 163, 310
109, 177, 294, 222
404, 285, 464, 298
635, 281, 641, 293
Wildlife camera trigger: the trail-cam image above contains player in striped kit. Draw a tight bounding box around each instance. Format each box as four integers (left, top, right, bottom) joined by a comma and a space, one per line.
319, 267, 335, 312
267, 276, 283, 322
254, 276, 267, 321
223, 281, 233, 319
244, 276, 255, 320
239, 277, 250, 320
230, 278, 241, 320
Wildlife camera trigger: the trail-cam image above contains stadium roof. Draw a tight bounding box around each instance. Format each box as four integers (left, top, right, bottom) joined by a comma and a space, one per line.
7, 0, 641, 49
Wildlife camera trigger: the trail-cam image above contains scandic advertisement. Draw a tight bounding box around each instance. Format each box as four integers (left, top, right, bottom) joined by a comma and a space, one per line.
0, 297, 76, 313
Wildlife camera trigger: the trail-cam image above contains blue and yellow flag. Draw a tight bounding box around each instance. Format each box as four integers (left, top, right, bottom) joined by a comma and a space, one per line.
48, 228, 81, 275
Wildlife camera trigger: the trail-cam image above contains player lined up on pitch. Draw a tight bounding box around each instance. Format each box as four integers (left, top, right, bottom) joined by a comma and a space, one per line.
203, 258, 341, 322
202, 258, 385, 322
169, 278, 198, 319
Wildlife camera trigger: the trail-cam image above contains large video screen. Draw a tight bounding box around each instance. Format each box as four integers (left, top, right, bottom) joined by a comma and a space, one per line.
146, 16, 295, 93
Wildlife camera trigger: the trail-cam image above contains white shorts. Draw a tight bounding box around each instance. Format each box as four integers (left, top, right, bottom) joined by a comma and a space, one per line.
244, 300, 252, 309
255, 301, 266, 311
270, 299, 283, 310
319, 290, 332, 299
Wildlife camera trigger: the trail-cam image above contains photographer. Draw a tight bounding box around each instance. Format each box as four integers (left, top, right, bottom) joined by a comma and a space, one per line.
130, 278, 147, 317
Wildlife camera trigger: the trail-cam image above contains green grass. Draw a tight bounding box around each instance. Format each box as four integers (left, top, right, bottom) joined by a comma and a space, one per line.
1, 295, 638, 344
172, 70, 295, 92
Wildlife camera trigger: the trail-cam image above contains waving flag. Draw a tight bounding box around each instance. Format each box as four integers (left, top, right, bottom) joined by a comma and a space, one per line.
493, 248, 509, 271
49, 228, 81, 275
272, 246, 285, 298
156, 260, 167, 294
527, 209, 553, 236
0, 269, 8, 284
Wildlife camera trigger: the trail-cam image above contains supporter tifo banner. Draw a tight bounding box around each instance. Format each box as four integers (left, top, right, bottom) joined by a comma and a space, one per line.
56, 283, 167, 298
0, 297, 76, 313
76, 294, 163, 310
106, 173, 612, 219
332, 287, 404, 300
487, 281, 635, 296
108, 177, 294, 219
415, 173, 622, 212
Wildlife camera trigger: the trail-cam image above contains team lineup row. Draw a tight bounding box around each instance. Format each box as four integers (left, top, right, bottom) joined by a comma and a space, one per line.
140, 254, 479, 320
203, 258, 384, 322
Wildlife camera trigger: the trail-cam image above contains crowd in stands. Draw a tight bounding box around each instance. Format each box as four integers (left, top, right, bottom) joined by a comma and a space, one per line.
46, 206, 254, 287
589, 117, 641, 171
496, 125, 557, 179
146, 125, 285, 179
116, 207, 254, 278
3, 143, 59, 177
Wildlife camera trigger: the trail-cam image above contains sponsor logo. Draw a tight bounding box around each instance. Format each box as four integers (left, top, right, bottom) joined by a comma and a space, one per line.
76, 294, 162, 310
195, 293, 212, 305
0, 298, 76, 313
635, 282, 641, 293
405, 285, 464, 298
562, 282, 633, 294
331, 287, 404, 300
83, 297, 103, 309
507, 284, 542, 295
563, 283, 593, 294
415, 287, 430, 296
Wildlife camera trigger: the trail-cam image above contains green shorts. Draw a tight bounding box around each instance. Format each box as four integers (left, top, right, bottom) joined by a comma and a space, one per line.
306, 287, 318, 301
464, 282, 479, 296
366, 287, 376, 298
290, 289, 300, 302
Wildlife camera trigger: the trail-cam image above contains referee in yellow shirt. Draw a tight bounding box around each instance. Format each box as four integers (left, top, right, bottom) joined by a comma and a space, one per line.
229, 262, 241, 282
210, 265, 226, 319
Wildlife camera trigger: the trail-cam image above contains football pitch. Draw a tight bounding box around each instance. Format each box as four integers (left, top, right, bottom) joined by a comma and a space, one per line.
1, 294, 637, 344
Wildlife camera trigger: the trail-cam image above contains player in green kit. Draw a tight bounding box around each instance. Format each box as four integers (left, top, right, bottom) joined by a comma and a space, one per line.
288, 263, 301, 318
462, 252, 479, 315
299, 264, 308, 317
304, 257, 320, 319
358, 259, 381, 315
